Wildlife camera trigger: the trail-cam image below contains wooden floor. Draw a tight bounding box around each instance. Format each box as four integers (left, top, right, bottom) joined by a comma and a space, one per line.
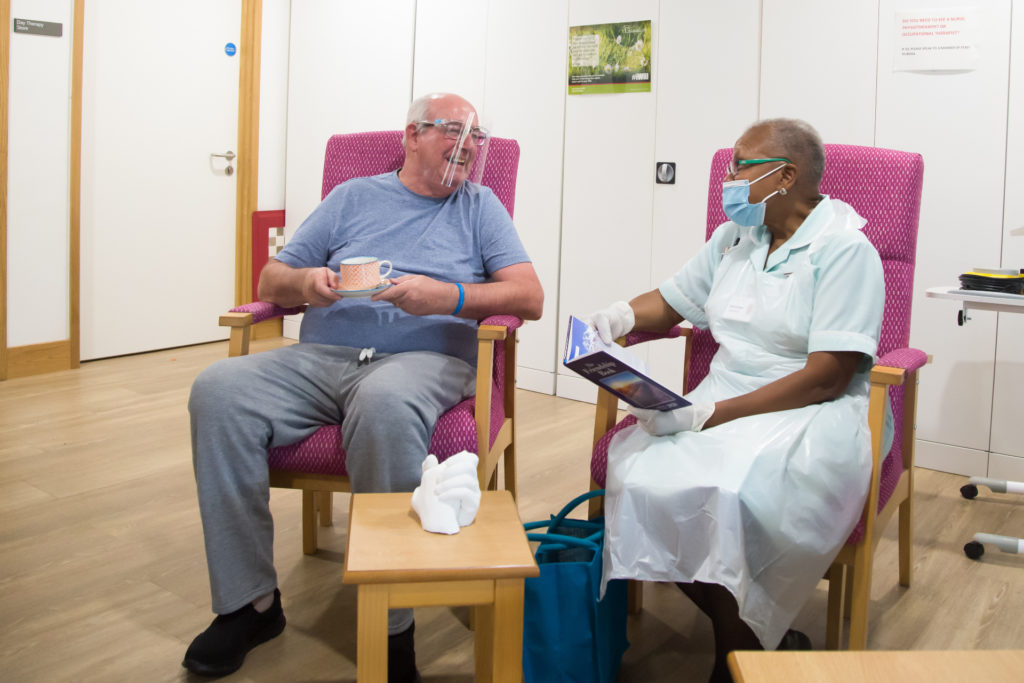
1, 338, 1022, 682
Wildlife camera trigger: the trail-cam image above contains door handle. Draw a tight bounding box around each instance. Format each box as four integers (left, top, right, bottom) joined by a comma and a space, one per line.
210, 151, 236, 162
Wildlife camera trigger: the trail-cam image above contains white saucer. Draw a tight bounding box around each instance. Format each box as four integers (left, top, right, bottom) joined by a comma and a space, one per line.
331, 282, 392, 298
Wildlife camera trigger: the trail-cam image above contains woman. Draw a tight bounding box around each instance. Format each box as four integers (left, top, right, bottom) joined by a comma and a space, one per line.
586, 118, 885, 683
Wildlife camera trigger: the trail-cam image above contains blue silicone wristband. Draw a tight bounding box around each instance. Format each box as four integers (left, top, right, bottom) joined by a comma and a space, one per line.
452, 282, 465, 315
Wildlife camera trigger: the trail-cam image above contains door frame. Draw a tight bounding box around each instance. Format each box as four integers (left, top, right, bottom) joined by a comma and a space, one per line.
0, 0, 263, 379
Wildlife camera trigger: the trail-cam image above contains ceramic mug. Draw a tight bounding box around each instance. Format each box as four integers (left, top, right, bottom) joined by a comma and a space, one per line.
338, 256, 393, 291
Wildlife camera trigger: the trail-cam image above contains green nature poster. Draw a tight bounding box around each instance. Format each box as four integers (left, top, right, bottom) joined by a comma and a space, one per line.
568, 20, 652, 95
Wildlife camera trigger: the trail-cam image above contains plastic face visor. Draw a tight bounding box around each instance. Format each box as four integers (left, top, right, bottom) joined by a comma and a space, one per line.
418, 112, 491, 187
417, 119, 490, 146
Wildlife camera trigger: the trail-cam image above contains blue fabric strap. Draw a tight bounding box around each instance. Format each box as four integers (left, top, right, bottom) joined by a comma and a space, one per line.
452, 282, 465, 315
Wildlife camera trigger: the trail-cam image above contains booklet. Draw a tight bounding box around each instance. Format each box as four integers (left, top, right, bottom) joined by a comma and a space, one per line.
562, 315, 690, 411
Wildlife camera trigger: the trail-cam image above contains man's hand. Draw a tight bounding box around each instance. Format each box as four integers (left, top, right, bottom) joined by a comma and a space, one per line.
372, 274, 458, 316
628, 402, 716, 436
301, 267, 342, 307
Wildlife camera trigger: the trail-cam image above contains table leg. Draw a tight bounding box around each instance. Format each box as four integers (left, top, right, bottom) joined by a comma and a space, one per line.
357, 584, 390, 683
474, 601, 494, 683
490, 578, 525, 683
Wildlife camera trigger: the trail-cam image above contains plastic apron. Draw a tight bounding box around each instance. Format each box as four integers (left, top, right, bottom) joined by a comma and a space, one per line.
601, 208, 874, 649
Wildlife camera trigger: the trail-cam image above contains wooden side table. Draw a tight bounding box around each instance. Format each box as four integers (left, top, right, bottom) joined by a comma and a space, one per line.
728, 650, 1024, 683
343, 490, 539, 683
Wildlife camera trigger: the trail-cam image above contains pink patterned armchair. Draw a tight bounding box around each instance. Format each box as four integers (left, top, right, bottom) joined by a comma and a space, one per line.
589, 144, 926, 650
218, 131, 523, 554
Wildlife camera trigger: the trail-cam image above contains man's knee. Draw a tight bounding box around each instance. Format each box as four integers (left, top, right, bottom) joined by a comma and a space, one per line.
189, 358, 243, 416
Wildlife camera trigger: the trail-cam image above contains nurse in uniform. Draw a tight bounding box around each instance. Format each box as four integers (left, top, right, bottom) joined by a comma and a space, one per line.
585, 118, 886, 683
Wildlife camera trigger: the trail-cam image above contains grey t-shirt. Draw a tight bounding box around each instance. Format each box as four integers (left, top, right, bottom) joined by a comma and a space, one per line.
275, 171, 530, 364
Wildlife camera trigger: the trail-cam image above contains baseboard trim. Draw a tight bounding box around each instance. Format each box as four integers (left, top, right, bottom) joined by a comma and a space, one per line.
6, 340, 72, 379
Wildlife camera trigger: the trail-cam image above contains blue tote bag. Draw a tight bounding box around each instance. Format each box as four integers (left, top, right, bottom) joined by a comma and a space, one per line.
522, 490, 629, 683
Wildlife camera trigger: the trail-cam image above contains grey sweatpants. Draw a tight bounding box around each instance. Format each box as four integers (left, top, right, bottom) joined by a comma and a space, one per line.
189, 343, 475, 633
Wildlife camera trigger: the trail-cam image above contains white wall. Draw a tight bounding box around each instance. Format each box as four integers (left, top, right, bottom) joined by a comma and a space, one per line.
555, 0, 662, 404
990, 0, 1024, 481
875, 0, 1012, 476
283, 0, 416, 239
481, 0, 569, 393
6, 0, 72, 347
257, 0, 290, 212
648, 1, 762, 397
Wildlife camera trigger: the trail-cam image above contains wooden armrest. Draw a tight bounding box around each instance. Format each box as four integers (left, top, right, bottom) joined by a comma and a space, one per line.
220, 312, 254, 358
219, 311, 254, 328
869, 365, 906, 386
477, 324, 508, 341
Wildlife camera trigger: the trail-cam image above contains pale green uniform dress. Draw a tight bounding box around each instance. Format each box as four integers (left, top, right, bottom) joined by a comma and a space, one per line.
602, 197, 886, 648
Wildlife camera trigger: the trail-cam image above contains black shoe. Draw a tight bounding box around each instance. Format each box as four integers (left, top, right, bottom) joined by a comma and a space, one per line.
388, 621, 422, 683
182, 589, 286, 677
776, 628, 812, 651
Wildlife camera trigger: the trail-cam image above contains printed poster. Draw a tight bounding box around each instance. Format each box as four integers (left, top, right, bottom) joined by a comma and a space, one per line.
568, 20, 652, 95
894, 7, 979, 71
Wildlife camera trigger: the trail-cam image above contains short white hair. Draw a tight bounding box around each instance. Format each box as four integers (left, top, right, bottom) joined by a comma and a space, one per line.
403, 93, 443, 144
406, 93, 438, 126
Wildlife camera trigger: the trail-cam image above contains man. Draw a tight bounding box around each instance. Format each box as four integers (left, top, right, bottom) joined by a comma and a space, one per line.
184, 92, 543, 680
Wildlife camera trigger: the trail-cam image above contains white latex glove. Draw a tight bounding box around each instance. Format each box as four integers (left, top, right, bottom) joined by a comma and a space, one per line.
411, 451, 481, 534
582, 300, 635, 345
628, 402, 716, 436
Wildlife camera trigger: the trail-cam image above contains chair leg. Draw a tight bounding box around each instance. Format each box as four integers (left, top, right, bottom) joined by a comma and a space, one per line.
302, 490, 318, 555
826, 563, 846, 650
627, 580, 644, 614
847, 546, 874, 650
843, 565, 854, 619
898, 496, 913, 588
318, 491, 333, 527
503, 443, 518, 501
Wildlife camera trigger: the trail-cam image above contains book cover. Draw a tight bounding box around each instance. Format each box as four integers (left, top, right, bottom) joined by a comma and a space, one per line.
562, 315, 690, 411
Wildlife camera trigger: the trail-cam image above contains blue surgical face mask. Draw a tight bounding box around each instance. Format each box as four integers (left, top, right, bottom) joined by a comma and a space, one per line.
721, 163, 786, 227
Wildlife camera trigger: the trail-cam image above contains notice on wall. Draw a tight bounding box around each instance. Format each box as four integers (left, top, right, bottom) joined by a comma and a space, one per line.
893, 7, 979, 72
568, 20, 652, 95
13, 18, 63, 37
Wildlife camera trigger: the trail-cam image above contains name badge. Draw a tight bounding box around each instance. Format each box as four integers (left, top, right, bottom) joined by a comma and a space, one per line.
722, 296, 755, 322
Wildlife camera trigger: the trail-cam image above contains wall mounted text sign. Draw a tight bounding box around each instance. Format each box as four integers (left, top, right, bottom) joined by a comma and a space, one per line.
13, 18, 63, 37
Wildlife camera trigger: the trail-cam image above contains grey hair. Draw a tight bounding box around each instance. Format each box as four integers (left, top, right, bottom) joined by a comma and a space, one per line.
750, 118, 826, 189
406, 93, 438, 126
402, 93, 443, 144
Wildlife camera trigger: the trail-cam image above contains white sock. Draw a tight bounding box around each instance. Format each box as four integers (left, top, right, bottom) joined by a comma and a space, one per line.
251, 591, 275, 613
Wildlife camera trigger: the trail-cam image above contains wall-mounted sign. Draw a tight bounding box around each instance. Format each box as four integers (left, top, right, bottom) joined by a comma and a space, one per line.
13, 18, 63, 37
225, 42, 237, 57
893, 8, 979, 72
568, 20, 652, 95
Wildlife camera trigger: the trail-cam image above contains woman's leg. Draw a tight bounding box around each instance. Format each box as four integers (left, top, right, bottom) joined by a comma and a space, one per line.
677, 581, 762, 683
705, 582, 762, 682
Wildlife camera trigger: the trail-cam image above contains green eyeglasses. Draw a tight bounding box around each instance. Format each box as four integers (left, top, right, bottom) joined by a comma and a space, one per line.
726, 157, 791, 176
417, 119, 490, 146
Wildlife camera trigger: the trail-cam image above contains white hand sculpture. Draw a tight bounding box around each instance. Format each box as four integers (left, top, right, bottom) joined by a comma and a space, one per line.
436, 450, 481, 527
411, 451, 482, 535
628, 402, 716, 436
582, 301, 635, 345
412, 455, 459, 534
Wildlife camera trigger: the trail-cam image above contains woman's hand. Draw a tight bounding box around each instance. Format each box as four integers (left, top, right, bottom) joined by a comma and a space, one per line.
583, 301, 635, 344
629, 402, 716, 436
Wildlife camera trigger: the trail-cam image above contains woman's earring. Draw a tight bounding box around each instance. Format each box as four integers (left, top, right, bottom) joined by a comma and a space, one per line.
779, 187, 788, 196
